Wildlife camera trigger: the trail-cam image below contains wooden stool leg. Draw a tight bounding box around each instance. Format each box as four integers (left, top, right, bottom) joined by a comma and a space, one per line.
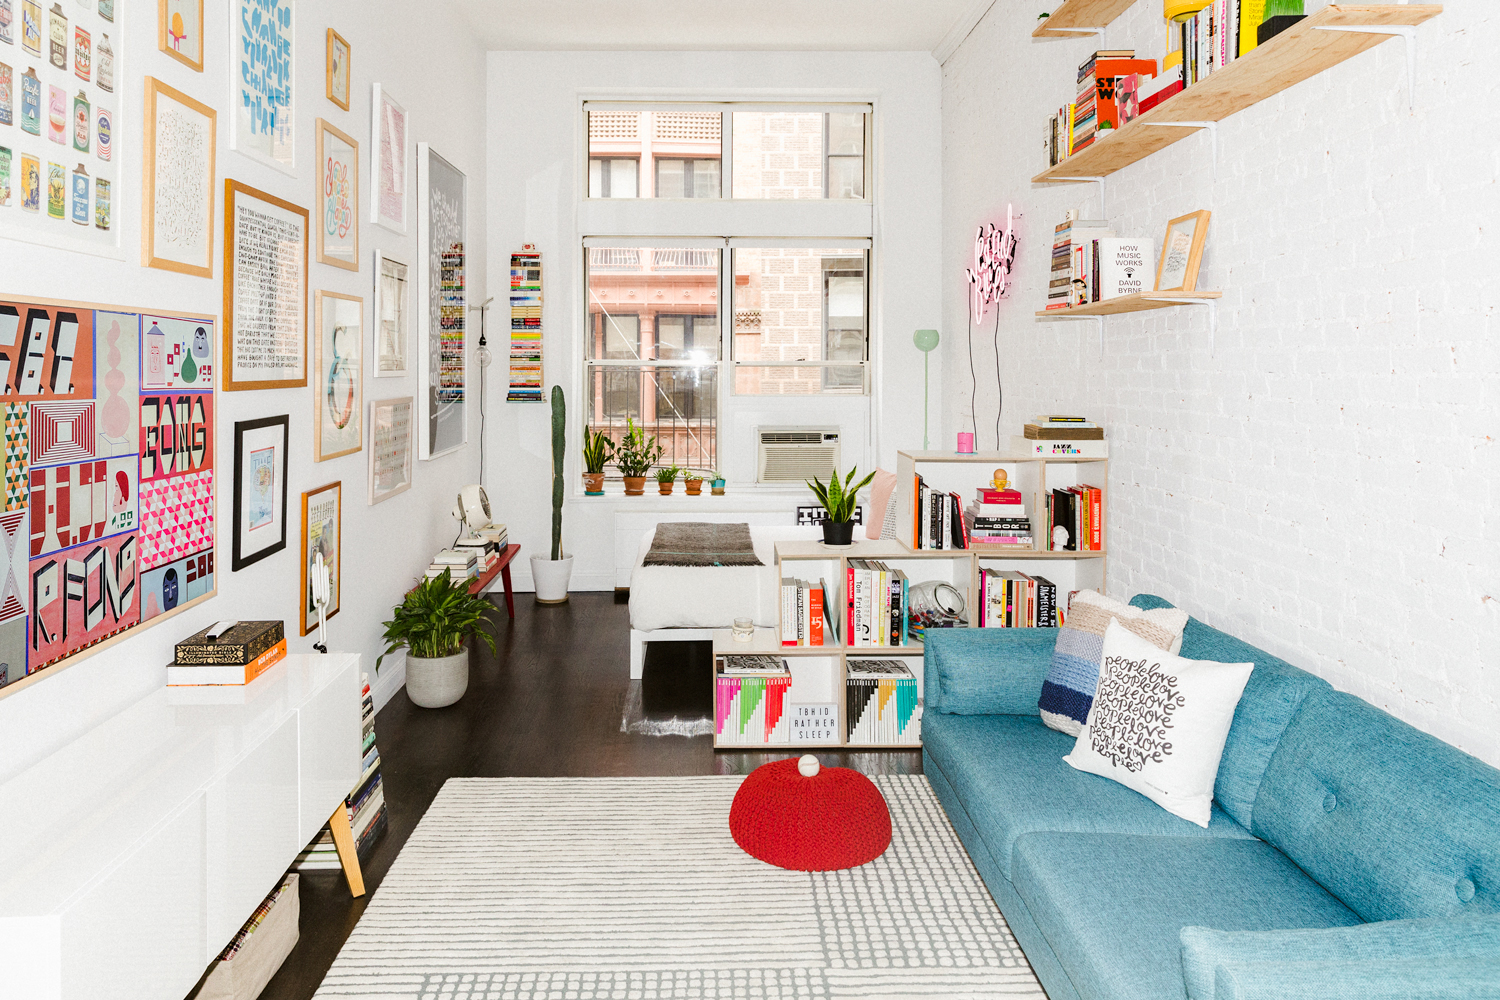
500, 562, 515, 618
328, 803, 366, 897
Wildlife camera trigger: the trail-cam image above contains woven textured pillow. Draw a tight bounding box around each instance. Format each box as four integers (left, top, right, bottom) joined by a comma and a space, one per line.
1038, 590, 1188, 736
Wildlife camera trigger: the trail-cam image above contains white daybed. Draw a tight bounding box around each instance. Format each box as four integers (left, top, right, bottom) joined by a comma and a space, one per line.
627, 525, 819, 678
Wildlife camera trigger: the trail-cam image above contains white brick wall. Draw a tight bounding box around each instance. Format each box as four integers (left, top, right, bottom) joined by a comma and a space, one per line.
941, 2, 1500, 766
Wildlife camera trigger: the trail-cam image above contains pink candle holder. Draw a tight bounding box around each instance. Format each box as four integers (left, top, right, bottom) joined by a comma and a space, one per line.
957, 432, 975, 454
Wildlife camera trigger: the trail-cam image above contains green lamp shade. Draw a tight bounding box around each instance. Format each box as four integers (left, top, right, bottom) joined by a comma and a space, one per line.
913, 328, 939, 353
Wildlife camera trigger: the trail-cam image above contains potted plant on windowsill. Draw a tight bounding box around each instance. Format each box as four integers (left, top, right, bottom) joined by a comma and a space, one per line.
683, 470, 705, 495
377, 575, 500, 708
582, 425, 612, 495
655, 465, 679, 495
532, 385, 574, 602
808, 465, 876, 547
710, 472, 726, 495
615, 418, 663, 497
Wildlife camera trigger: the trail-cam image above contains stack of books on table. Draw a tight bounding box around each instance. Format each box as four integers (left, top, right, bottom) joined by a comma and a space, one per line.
1014, 414, 1109, 458
780, 578, 834, 647
714, 655, 793, 746
427, 548, 479, 584
166, 621, 287, 686
476, 523, 509, 549
454, 536, 500, 573
965, 487, 1032, 547
844, 560, 911, 647
296, 673, 387, 870
846, 660, 921, 744
980, 570, 1060, 628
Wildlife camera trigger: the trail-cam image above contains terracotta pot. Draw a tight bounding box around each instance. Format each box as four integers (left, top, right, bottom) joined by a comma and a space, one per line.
582, 472, 605, 494
623, 476, 647, 496
684, 479, 703, 495
658, 481, 674, 495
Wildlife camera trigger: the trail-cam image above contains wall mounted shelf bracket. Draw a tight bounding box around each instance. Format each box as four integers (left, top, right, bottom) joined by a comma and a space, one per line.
1314, 25, 1419, 111
1149, 297, 1219, 354
1049, 176, 1108, 217
1142, 121, 1219, 180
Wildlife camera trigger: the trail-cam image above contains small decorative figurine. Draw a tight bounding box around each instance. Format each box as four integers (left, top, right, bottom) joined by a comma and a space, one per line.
992, 469, 1008, 491
1052, 525, 1070, 551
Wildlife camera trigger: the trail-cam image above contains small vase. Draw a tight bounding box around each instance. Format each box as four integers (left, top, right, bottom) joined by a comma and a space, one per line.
582, 472, 605, 494
406, 647, 469, 708
684, 479, 703, 495
623, 476, 646, 496
658, 482, 674, 495
822, 520, 856, 546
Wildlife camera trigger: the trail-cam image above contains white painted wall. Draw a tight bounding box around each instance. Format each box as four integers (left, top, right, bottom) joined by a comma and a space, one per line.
0, 0, 488, 784
484, 51, 942, 592
941, 3, 1500, 764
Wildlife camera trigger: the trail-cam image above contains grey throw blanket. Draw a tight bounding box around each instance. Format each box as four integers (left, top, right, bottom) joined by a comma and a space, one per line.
642, 522, 764, 567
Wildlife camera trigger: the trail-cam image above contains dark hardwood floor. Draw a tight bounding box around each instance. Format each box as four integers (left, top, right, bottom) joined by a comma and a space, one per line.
258, 591, 921, 1000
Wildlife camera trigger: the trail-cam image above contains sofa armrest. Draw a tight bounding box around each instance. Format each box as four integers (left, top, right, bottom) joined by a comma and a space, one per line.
1181, 917, 1500, 1000
1214, 957, 1500, 1000
923, 628, 1058, 716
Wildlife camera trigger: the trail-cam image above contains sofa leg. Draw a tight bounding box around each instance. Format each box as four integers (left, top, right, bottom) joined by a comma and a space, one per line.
630, 630, 645, 679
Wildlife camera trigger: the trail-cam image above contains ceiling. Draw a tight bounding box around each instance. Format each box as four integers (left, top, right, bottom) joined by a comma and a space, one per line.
458, 0, 988, 54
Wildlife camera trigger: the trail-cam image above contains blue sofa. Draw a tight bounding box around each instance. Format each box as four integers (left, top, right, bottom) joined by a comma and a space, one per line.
921, 595, 1500, 1000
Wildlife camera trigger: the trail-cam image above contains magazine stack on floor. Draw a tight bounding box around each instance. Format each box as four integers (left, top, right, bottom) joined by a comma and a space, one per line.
845, 660, 921, 744
296, 673, 388, 870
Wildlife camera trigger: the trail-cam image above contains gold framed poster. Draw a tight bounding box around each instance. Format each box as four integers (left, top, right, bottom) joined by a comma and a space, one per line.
223, 179, 309, 391
326, 28, 350, 111
158, 0, 204, 72
299, 480, 341, 636
314, 118, 359, 270
313, 290, 363, 461
142, 77, 216, 276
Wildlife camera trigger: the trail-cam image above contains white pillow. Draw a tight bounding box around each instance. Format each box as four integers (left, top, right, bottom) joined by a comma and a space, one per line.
1064, 619, 1253, 828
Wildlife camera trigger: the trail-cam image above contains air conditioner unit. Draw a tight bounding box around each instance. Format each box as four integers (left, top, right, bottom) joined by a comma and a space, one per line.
757, 427, 841, 484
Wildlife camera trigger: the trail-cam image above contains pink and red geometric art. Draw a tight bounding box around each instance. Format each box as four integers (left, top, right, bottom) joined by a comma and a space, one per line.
139, 470, 214, 571
30, 402, 96, 466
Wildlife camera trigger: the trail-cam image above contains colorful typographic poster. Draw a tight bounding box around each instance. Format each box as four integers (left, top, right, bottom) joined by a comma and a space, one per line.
231, 414, 286, 571
139, 469, 213, 571
139, 392, 212, 484
314, 291, 361, 461
30, 401, 95, 465
28, 529, 138, 670
28, 455, 137, 555
140, 548, 212, 623
368, 396, 412, 505
417, 144, 465, 459
315, 118, 358, 269
225, 182, 307, 390
232, 0, 294, 173
300, 481, 338, 636
371, 85, 405, 233
93, 310, 138, 457
142, 314, 214, 390
0, 301, 95, 400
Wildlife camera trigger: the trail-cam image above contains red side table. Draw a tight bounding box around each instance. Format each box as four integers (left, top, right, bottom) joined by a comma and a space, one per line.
470, 543, 521, 618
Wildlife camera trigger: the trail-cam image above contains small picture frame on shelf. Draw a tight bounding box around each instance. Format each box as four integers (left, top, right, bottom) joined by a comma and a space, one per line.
1154, 210, 1211, 292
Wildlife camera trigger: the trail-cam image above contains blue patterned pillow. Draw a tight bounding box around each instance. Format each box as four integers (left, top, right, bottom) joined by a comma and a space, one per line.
1038, 590, 1188, 736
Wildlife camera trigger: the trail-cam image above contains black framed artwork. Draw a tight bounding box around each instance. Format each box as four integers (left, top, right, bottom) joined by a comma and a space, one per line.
232, 415, 291, 571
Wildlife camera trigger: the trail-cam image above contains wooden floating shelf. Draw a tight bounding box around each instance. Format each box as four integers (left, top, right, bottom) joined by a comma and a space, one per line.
1033, 0, 1138, 38
1033, 4, 1442, 183
1036, 291, 1222, 318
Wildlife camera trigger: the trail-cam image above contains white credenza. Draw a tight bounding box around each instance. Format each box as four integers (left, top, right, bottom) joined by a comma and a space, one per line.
0, 653, 362, 1000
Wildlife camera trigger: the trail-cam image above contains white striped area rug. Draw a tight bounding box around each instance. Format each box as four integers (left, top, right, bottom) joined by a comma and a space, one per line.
315, 775, 1044, 1000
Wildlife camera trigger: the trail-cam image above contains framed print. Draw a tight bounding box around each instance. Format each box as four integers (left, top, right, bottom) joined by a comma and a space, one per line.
231, 0, 294, 174
143, 77, 216, 276
368, 396, 414, 504
325, 28, 350, 111
159, 0, 204, 72
0, 0, 124, 259
370, 83, 407, 233
373, 250, 408, 377
1155, 210, 1212, 292
315, 118, 359, 270
417, 143, 466, 460
232, 414, 289, 571
299, 481, 340, 636
313, 290, 363, 461
224, 179, 309, 390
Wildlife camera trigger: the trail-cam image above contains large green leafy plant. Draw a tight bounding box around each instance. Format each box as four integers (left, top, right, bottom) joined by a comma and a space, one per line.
377, 576, 499, 668
807, 465, 876, 524
614, 418, 664, 477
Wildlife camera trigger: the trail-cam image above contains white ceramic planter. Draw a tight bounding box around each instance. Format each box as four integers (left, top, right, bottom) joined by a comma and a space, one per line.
531, 554, 573, 604
405, 649, 469, 708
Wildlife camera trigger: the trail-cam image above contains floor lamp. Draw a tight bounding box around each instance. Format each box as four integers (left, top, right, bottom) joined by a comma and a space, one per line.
914, 329, 939, 449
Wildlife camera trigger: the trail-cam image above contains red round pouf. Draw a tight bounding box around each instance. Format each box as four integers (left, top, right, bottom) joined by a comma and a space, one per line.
729, 756, 892, 871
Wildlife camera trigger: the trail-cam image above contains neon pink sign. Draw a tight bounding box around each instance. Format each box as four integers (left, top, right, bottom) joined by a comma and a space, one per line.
965, 204, 1019, 321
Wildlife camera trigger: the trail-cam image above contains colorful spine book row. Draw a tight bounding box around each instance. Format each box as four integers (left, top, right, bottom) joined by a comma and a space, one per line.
979, 570, 1060, 628
845, 560, 910, 647
845, 664, 920, 744
508, 248, 544, 402
780, 577, 828, 646
714, 673, 793, 746
295, 673, 387, 869
438, 246, 466, 404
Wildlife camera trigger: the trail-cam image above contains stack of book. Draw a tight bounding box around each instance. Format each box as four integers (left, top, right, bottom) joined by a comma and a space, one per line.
296, 673, 388, 870
965, 487, 1032, 547
1047, 484, 1105, 552
455, 535, 500, 574
1014, 414, 1109, 458
166, 621, 287, 686
476, 523, 509, 549
980, 570, 1060, 628
845, 559, 911, 647
911, 475, 965, 549
1045, 50, 1158, 164
1178, 0, 1275, 90
714, 655, 793, 746
1047, 212, 1116, 309
427, 548, 479, 584
508, 249, 544, 402
845, 660, 921, 744
780, 578, 833, 646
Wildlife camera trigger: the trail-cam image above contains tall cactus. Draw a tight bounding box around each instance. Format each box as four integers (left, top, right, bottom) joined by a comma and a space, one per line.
550, 385, 565, 560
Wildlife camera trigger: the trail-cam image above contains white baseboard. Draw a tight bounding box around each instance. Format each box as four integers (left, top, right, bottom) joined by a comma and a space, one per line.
370, 652, 406, 714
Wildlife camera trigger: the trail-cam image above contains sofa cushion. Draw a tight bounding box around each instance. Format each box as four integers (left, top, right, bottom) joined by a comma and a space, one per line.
1012, 832, 1361, 1000
1252, 687, 1500, 923
922, 712, 1254, 881
926, 627, 1059, 715
1212, 956, 1500, 1000
1129, 595, 1330, 830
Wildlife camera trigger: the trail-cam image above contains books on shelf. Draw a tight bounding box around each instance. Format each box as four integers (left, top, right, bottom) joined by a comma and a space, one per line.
297, 672, 388, 871
845, 660, 921, 744
1048, 211, 1115, 308
166, 637, 288, 687
845, 560, 911, 647
175, 620, 285, 664
715, 655, 793, 746
911, 475, 966, 550
780, 578, 830, 647
1013, 435, 1109, 459
980, 570, 1059, 628
428, 547, 480, 584
1046, 485, 1104, 552
1024, 421, 1104, 440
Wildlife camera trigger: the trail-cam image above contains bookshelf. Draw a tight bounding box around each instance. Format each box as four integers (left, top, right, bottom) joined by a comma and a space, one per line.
1035, 290, 1221, 318
1033, 0, 1140, 38
1033, 5, 1442, 183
